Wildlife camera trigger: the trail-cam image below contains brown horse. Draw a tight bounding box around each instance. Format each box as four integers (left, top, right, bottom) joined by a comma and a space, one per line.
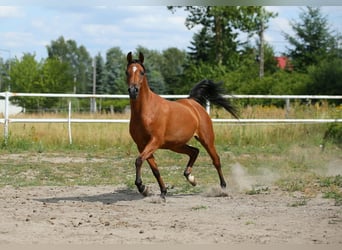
126, 52, 238, 199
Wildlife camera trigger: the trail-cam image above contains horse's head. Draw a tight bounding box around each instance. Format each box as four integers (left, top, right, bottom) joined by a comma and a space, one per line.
126, 52, 146, 100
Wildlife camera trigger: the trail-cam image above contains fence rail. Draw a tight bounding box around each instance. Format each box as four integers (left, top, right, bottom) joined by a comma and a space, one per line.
1, 91, 341, 144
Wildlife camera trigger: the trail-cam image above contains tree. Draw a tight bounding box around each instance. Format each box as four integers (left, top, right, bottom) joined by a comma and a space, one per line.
168, 6, 276, 69
9, 53, 73, 111
254, 42, 279, 75
105, 47, 126, 94
91, 53, 106, 94
0, 57, 10, 91
160, 48, 187, 94
46, 36, 92, 93
253, 7, 278, 78
9, 53, 41, 94
284, 7, 340, 72
39, 58, 74, 109
41, 57, 73, 93
188, 26, 214, 63
307, 58, 342, 96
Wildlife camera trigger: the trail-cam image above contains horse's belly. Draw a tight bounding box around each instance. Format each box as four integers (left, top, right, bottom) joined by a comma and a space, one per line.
163, 101, 199, 145
163, 118, 197, 146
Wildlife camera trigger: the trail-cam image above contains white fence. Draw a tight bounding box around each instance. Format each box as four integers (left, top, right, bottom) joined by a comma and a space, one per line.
1, 91, 341, 144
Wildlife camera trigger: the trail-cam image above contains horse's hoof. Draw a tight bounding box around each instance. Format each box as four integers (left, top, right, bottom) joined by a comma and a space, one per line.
160, 194, 166, 202
187, 174, 197, 186
141, 186, 149, 197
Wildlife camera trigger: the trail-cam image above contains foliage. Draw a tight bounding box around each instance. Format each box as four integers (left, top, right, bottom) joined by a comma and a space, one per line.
160, 48, 188, 94
92, 53, 106, 94
9, 54, 74, 111
46, 36, 92, 94
320, 175, 342, 206
240, 71, 309, 94
307, 58, 342, 96
284, 7, 341, 72
95, 99, 129, 113
42, 58, 73, 93
105, 47, 126, 94
0, 57, 11, 91
323, 123, 342, 148
9, 54, 41, 93
183, 62, 228, 87
169, 6, 276, 69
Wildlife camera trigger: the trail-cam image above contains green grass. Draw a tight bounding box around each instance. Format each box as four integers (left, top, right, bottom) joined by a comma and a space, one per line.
288, 197, 308, 207
320, 175, 342, 205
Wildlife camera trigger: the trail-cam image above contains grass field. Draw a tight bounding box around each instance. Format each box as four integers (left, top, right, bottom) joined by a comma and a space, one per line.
0, 104, 341, 204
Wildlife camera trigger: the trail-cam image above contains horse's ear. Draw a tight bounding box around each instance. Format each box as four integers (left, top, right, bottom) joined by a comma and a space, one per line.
127, 52, 132, 63
139, 52, 144, 64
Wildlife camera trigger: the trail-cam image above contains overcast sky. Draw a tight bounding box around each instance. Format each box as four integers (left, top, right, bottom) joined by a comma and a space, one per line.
0, 4, 341, 60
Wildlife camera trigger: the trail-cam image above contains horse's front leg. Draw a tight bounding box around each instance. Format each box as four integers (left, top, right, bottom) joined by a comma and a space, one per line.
134, 138, 161, 197
135, 156, 149, 196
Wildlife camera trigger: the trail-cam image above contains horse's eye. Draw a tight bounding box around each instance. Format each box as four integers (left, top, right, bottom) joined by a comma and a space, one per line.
140, 71, 145, 76
125, 70, 129, 76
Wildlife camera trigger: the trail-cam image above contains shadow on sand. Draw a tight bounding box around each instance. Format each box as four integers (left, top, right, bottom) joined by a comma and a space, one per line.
35, 188, 142, 205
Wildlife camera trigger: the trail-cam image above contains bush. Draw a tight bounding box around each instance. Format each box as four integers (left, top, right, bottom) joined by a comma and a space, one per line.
96, 99, 129, 113
307, 58, 342, 97
323, 123, 342, 147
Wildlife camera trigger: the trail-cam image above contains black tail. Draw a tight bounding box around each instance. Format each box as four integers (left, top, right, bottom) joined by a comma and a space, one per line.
188, 79, 239, 119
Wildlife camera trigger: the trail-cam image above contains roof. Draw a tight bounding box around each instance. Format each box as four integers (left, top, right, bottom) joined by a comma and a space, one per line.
275, 56, 288, 69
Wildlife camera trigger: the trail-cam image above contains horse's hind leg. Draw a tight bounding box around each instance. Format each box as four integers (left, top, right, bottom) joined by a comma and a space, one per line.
171, 145, 199, 186
196, 136, 227, 188
146, 155, 167, 199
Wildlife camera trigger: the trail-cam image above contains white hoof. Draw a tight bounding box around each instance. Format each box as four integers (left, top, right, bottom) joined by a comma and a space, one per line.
187, 174, 197, 186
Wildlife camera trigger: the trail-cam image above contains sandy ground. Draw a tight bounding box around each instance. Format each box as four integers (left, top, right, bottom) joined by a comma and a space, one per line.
0, 184, 341, 245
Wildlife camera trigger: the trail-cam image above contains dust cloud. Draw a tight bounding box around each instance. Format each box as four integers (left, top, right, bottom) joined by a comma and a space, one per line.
230, 163, 280, 192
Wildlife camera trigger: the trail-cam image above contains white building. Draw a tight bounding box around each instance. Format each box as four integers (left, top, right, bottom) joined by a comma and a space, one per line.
0, 100, 22, 116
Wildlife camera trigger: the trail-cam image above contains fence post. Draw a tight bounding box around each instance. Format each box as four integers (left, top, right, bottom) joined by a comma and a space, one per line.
3, 91, 10, 145
68, 100, 72, 145
285, 98, 290, 118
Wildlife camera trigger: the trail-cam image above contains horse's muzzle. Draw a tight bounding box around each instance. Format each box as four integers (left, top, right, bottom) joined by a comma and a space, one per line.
128, 85, 139, 99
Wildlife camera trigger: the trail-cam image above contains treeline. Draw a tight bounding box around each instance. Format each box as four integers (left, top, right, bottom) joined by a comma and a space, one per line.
0, 6, 341, 112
